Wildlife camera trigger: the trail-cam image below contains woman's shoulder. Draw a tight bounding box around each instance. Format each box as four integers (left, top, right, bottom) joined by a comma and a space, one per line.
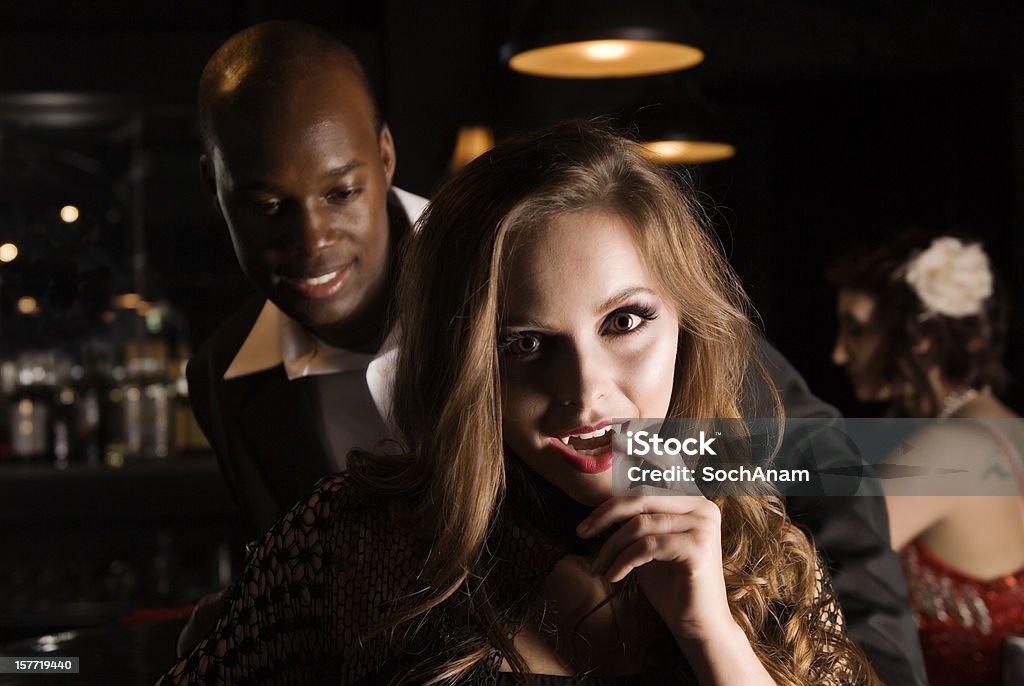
960, 393, 1019, 420
276, 472, 379, 524
307, 469, 411, 521
898, 419, 1008, 464
257, 472, 418, 564
306, 471, 373, 508
883, 414, 1024, 499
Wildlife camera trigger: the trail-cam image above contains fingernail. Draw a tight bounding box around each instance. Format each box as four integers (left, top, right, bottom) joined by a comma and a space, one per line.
576, 520, 591, 537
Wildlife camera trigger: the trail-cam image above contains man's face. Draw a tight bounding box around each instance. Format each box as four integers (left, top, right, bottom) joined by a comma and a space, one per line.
202, 65, 395, 339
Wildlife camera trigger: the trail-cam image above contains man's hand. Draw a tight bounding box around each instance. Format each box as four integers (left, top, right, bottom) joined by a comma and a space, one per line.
176, 588, 228, 658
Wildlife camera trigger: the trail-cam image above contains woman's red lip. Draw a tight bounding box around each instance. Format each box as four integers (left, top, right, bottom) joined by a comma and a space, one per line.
548, 437, 615, 474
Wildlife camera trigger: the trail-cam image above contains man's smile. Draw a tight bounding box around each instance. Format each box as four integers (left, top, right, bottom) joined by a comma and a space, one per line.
277, 261, 354, 299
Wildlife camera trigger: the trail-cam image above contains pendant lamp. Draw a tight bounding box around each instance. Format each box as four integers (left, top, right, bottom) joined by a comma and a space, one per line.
501, 0, 704, 79
449, 125, 495, 172
630, 100, 736, 165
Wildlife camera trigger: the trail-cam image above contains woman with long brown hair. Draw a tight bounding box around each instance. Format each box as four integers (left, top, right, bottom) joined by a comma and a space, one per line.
161, 121, 878, 685
831, 233, 1024, 686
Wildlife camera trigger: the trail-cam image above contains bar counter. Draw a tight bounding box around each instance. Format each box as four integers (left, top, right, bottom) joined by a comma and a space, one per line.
0, 456, 246, 683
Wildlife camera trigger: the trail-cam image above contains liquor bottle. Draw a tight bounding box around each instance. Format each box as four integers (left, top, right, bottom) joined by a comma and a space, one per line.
122, 339, 176, 459
68, 342, 109, 467
9, 352, 58, 462
51, 360, 75, 469
0, 360, 16, 461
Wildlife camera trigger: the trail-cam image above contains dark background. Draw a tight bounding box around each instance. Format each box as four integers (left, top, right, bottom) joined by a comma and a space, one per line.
0, 0, 1022, 416
0, 3, 1020, 679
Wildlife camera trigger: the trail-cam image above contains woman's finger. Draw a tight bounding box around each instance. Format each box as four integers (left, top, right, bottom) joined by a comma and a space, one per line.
590, 511, 702, 577
578, 494, 716, 538
603, 532, 701, 583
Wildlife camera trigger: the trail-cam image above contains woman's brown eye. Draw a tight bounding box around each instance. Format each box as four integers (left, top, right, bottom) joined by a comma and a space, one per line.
611, 313, 638, 333
516, 337, 539, 354
498, 332, 542, 358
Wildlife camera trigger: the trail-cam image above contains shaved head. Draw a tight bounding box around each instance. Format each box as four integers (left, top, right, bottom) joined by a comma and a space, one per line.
198, 20, 380, 155
197, 20, 398, 348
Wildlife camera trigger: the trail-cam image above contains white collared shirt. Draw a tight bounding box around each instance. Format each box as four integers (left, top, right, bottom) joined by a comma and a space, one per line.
220, 187, 425, 466
223, 301, 398, 418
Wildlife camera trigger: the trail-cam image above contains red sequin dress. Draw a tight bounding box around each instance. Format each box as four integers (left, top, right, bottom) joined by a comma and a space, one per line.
900, 422, 1024, 686
902, 541, 1024, 686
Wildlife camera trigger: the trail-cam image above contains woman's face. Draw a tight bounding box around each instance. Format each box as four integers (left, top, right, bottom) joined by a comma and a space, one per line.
832, 289, 892, 402
499, 211, 681, 506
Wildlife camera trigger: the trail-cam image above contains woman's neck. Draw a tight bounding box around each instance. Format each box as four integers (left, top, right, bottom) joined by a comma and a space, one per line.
898, 368, 987, 418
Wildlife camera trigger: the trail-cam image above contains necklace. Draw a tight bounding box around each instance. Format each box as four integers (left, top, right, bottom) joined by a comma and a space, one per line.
938, 388, 981, 418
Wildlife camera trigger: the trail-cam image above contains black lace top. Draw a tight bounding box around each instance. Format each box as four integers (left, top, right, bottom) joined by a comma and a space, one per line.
159, 474, 862, 685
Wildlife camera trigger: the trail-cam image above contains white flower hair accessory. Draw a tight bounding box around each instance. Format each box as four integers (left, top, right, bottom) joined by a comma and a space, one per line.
903, 237, 993, 319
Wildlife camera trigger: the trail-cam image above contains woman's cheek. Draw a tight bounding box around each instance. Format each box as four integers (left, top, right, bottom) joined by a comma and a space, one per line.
624, 332, 678, 416
501, 379, 542, 446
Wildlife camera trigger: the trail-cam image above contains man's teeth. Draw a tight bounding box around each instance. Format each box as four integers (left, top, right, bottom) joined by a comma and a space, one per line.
303, 271, 339, 286
559, 423, 621, 446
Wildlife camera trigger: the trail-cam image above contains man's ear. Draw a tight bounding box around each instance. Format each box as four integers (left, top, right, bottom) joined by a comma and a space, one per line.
199, 154, 221, 213
378, 124, 397, 186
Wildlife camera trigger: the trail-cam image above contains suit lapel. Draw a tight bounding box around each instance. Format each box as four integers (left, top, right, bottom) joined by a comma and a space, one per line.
233, 367, 334, 516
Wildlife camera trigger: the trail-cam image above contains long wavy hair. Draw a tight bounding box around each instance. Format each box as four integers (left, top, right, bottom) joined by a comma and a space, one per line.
351, 121, 878, 685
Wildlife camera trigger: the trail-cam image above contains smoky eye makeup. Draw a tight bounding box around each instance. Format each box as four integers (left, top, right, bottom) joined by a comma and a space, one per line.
602, 302, 659, 336
497, 330, 544, 359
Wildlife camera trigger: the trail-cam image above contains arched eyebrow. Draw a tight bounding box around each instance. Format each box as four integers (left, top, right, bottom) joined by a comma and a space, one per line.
502, 286, 658, 331
594, 287, 657, 315
500, 316, 548, 331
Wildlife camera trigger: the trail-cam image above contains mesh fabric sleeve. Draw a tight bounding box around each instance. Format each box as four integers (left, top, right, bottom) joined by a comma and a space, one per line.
157, 474, 416, 685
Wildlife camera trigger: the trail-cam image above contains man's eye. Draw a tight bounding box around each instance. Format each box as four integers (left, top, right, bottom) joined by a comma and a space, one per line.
253, 199, 282, 215
499, 333, 542, 358
326, 188, 360, 204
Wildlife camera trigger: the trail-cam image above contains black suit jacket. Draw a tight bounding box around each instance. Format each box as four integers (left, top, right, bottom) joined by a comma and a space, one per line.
187, 296, 340, 537
189, 309, 924, 685
753, 339, 926, 685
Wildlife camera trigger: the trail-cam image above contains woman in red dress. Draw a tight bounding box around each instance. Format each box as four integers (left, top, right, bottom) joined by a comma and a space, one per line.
831, 234, 1024, 686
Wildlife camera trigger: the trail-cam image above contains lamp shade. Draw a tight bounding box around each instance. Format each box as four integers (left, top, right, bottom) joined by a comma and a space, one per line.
449, 125, 495, 172
0, 92, 133, 129
629, 100, 736, 165
640, 139, 735, 164
501, 0, 704, 79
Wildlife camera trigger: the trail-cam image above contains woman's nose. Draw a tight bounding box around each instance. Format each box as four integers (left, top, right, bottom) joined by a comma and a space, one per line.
832, 336, 849, 366
550, 343, 610, 409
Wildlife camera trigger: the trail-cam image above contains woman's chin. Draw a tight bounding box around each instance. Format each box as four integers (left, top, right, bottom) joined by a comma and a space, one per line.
562, 480, 614, 507
854, 383, 892, 404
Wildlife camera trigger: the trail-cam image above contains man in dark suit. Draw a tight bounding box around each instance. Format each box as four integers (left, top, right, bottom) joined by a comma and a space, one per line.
188, 21, 425, 539
754, 340, 926, 685
183, 21, 925, 684
177, 21, 425, 655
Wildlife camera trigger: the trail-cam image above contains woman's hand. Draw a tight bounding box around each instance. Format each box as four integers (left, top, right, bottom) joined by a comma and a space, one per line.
576, 492, 734, 644
577, 492, 776, 685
